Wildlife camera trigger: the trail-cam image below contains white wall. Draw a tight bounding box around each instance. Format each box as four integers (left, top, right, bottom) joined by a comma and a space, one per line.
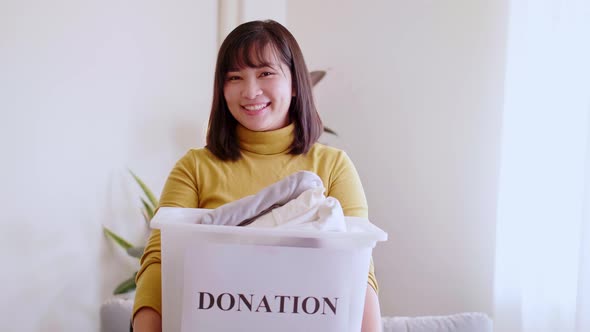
287, 0, 508, 317
218, 0, 288, 46
0, 0, 216, 330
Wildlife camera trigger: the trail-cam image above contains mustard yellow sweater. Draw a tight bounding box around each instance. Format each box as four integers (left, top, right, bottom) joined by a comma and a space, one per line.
133, 123, 378, 316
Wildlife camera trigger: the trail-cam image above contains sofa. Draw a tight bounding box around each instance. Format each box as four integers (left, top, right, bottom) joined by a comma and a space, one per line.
382, 312, 493, 332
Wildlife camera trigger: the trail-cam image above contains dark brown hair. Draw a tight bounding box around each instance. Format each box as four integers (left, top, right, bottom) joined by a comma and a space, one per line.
206, 20, 323, 161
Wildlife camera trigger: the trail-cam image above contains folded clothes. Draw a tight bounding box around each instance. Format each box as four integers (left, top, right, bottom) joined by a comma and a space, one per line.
199, 171, 323, 226
247, 187, 346, 232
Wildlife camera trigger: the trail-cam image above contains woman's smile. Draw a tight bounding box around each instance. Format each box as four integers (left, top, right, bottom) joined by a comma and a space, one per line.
242, 102, 271, 115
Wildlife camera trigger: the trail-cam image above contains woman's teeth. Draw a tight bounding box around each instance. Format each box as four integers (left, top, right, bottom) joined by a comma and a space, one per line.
243, 103, 268, 111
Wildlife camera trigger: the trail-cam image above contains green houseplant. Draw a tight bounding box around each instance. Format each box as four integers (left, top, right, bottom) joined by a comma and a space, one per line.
103, 170, 158, 294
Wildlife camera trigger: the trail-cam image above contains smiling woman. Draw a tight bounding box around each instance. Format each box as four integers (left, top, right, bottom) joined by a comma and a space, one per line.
206, 19, 323, 161
132, 20, 382, 332
223, 49, 293, 132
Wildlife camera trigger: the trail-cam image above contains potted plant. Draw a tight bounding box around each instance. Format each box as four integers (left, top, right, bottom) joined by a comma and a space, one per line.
103, 170, 158, 294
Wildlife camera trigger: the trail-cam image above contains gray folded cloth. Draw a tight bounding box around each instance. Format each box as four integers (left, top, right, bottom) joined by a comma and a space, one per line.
199, 171, 324, 226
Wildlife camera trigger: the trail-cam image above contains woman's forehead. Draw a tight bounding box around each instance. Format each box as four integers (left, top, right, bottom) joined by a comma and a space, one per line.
226, 43, 286, 71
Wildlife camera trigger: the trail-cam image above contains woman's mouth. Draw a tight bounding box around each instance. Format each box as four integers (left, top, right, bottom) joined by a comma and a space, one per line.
242, 102, 271, 115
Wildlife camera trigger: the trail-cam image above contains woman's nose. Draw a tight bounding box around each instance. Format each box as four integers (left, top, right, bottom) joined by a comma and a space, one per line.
241, 79, 262, 99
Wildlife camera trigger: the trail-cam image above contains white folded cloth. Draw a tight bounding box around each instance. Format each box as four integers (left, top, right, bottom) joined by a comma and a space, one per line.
199, 171, 323, 226
247, 187, 346, 232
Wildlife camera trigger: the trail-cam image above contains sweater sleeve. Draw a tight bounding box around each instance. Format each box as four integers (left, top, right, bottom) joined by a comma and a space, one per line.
132, 151, 199, 318
328, 151, 379, 294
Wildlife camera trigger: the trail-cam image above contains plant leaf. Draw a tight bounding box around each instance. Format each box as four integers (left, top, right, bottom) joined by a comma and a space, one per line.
323, 126, 338, 136
126, 246, 145, 259
141, 209, 150, 225
141, 198, 155, 220
310, 70, 326, 86
128, 169, 159, 209
103, 226, 134, 250
113, 272, 137, 295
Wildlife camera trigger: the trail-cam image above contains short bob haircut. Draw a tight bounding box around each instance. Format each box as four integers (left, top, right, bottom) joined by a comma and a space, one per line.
206, 20, 323, 161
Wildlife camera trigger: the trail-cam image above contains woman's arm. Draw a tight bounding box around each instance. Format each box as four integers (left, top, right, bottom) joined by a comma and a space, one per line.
133, 307, 161, 332
362, 285, 383, 332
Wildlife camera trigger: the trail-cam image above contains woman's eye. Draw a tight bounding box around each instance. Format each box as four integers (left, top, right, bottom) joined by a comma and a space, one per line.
260, 72, 273, 77
227, 76, 241, 81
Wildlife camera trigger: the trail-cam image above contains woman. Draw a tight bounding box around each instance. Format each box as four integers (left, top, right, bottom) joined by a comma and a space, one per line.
133, 19, 382, 331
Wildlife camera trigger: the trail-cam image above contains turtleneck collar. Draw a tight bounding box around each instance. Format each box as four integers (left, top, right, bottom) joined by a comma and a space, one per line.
236, 123, 295, 155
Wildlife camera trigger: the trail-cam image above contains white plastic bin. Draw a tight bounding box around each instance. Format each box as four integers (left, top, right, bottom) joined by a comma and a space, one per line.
151, 207, 387, 332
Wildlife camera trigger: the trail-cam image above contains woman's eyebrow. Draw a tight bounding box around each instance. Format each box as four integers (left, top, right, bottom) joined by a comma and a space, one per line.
225, 63, 279, 73
254, 62, 278, 69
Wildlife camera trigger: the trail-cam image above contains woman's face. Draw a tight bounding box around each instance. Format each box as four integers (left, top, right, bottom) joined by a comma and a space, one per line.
223, 47, 293, 132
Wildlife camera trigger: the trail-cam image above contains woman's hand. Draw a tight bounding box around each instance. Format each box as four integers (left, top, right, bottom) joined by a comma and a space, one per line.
132, 307, 162, 332
361, 285, 383, 332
